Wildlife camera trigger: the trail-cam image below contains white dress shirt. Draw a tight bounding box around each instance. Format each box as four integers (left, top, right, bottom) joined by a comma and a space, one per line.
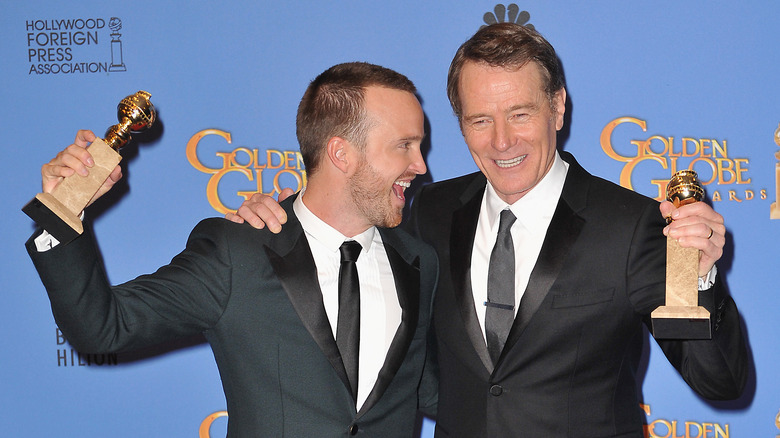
470, 152, 568, 342
293, 195, 401, 409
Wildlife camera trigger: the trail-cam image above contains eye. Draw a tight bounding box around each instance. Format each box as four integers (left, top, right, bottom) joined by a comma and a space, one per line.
470, 118, 491, 129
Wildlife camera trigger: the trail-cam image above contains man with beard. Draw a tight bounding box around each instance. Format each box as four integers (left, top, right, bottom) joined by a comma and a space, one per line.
231, 24, 748, 437
26, 62, 438, 437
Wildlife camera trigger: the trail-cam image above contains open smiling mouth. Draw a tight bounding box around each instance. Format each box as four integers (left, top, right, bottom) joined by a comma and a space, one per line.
495, 155, 526, 168
393, 180, 411, 201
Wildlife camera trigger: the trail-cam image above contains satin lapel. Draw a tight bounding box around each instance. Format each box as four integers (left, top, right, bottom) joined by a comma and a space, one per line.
496, 156, 587, 370
263, 204, 352, 395
450, 188, 494, 373
357, 233, 420, 416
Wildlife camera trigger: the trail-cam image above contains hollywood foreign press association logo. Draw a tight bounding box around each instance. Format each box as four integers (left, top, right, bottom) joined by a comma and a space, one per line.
26, 16, 128, 75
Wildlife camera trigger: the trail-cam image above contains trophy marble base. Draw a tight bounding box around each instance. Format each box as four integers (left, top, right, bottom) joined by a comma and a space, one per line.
651, 306, 711, 339
651, 236, 712, 339
23, 192, 84, 244
22, 138, 121, 244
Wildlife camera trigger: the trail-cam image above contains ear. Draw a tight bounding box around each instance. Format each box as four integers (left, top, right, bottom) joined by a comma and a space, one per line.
553, 88, 566, 131
326, 136, 351, 174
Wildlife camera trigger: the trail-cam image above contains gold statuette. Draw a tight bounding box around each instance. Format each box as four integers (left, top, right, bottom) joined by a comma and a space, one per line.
23, 91, 156, 244
651, 170, 711, 339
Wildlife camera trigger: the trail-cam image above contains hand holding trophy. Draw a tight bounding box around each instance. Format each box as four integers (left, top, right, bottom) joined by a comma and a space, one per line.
23, 91, 156, 244
651, 170, 711, 339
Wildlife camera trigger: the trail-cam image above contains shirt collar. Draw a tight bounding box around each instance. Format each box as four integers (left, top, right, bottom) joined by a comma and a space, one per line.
485, 151, 569, 232
293, 194, 375, 253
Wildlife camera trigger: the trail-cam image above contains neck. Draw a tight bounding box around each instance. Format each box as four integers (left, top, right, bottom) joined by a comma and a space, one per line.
301, 178, 371, 238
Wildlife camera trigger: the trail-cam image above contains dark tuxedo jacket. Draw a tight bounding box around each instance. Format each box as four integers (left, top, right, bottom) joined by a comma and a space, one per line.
409, 152, 747, 438
27, 196, 439, 437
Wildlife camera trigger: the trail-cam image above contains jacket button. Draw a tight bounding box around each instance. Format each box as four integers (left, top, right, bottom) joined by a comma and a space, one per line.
349, 424, 359, 435
490, 384, 503, 396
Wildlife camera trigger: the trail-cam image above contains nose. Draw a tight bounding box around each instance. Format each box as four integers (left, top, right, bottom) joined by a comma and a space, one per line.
409, 147, 427, 176
492, 120, 512, 152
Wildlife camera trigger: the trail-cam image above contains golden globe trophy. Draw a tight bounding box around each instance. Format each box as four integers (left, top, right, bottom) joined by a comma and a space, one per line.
651, 170, 711, 339
23, 91, 156, 244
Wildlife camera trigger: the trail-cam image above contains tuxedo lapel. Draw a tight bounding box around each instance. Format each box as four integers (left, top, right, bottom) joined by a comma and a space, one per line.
358, 230, 420, 416
450, 179, 495, 374
495, 152, 588, 372
263, 197, 352, 397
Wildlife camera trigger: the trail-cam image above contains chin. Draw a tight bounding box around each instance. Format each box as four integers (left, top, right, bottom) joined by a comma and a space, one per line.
381, 210, 403, 229
381, 214, 402, 229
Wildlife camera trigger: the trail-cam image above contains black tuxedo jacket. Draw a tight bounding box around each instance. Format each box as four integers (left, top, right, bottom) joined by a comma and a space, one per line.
27, 196, 439, 437
409, 152, 747, 438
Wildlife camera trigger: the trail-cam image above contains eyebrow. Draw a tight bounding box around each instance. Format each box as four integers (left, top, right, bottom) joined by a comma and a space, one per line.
397, 134, 425, 143
508, 101, 540, 112
463, 102, 541, 122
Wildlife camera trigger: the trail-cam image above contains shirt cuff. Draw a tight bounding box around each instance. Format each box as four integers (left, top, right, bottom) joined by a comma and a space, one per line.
33, 212, 84, 252
698, 264, 717, 290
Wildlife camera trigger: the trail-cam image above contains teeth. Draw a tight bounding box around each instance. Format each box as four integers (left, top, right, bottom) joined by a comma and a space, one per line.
394, 180, 411, 189
495, 155, 525, 168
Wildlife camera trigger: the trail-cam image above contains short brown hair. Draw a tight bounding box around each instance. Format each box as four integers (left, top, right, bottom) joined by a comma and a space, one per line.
297, 62, 417, 176
447, 23, 564, 121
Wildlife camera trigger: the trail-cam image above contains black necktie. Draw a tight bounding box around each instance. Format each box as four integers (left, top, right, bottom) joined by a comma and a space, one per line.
485, 209, 517, 366
337, 240, 362, 403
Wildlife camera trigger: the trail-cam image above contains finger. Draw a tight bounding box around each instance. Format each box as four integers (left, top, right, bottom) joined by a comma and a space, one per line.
63, 144, 95, 174
42, 158, 77, 180
74, 129, 97, 148
667, 213, 725, 241
45, 143, 96, 175
224, 212, 246, 224
669, 202, 724, 223
670, 222, 717, 245
41, 146, 92, 192
260, 194, 288, 225
87, 165, 123, 207
659, 200, 675, 222
107, 164, 123, 184
99, 164, 123, 191
40, 131, 100, 194
235, 203, 281, 232
697, 239, 723, 277
662, 201, 724, 236
671, 221, 724, 277
278, 187, 295, 202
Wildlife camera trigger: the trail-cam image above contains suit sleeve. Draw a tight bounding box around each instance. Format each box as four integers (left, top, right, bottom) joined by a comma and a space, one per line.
627, 202, 748, 400
417, 238, 439, 417
25, 218, 233, 353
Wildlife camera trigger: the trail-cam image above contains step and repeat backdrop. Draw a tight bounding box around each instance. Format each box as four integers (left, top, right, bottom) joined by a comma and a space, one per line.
2, 1, 777, 436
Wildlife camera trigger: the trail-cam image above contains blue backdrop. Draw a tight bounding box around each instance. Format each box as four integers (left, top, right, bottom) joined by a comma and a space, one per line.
2, 1, 777, 436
